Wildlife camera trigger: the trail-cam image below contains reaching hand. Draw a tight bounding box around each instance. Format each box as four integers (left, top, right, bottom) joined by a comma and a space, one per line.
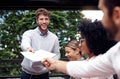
42, 58, 57, 70
43, 58, 68, 74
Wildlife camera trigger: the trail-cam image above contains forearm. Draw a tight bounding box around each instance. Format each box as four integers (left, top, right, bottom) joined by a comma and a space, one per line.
54, 60, 68, 74
66, 55, 114, 78
21, 42, 31, 51
21, 32, 31, 51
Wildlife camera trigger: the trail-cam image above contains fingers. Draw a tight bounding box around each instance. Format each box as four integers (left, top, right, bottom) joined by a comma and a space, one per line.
27, 47, 35, 53
42, 59, 50, 68
42, 58, 56, 70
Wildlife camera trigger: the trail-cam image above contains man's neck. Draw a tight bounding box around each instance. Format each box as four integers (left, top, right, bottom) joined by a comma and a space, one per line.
115, 30, 120, 41
38, 27, 47, 35
41, 30, 47, 35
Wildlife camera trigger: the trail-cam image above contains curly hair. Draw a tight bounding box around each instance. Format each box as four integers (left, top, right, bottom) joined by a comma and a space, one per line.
78, 20, 117, 56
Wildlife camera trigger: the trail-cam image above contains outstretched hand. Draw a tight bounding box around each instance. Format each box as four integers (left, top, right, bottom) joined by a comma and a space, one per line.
42, 58, 57, 70
43, 58, 68, 74
27, 47, 35, 53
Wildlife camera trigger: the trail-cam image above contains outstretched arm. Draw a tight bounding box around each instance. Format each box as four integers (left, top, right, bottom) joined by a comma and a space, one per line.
43, 58, 68, 73
43, 42, 120, 78
21, 30, 34, 52
43, 52, 115, 78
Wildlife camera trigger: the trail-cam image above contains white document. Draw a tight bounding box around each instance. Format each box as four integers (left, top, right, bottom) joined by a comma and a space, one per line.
21, 49, 56, 62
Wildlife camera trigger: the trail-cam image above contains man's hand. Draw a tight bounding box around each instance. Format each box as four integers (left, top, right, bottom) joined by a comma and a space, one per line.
27, 47, 35, 53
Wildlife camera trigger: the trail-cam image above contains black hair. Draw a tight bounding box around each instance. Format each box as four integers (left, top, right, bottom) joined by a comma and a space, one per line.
104, 0, 120, 16
78, 20, 117, 56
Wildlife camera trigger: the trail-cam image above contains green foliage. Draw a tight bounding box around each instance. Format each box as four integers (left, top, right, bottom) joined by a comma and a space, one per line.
0, 9, 84, 76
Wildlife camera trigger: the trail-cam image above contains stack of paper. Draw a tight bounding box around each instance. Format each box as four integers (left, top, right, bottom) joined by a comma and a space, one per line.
21, 49, 56, 62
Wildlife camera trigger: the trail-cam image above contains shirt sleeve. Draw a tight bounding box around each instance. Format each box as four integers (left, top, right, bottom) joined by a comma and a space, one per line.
21, 30, 32, 51
66, 47, 116, 78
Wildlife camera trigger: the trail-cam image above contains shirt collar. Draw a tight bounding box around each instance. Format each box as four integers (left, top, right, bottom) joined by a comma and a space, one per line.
36, 27, 49, 36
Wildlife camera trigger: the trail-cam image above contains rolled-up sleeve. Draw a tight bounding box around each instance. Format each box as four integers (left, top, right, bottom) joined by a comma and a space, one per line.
66, 54, 115, 78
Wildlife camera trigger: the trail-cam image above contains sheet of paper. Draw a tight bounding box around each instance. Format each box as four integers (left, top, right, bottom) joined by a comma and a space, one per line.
21, 49, 56, 62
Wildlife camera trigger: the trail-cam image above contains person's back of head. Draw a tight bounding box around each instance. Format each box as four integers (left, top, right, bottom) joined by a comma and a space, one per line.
78, 20, 117, 56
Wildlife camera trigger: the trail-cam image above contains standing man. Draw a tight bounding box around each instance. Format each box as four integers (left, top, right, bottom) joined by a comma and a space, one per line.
43, 0, 120, 78
20, 8, 60, 79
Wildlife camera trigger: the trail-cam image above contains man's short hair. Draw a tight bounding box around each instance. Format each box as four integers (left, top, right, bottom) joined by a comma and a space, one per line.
36, 8, 50, 19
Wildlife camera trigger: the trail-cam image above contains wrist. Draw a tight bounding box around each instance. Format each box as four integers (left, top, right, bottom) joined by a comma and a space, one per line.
54, 60, 58, 70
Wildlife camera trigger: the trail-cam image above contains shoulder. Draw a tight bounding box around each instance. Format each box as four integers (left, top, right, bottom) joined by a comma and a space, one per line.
48, 31, 58, 39
22, 29, 35, 36
24, 29, 34, 33
107, 42, 120, 58
100, 42, 120, 63
106, 42, 120, 54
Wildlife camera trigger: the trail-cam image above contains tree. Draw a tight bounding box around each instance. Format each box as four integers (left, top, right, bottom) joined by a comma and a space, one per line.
59, 10, 84, 57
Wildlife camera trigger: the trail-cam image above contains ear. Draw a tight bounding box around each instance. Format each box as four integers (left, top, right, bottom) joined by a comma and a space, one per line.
112, 7, 120, 27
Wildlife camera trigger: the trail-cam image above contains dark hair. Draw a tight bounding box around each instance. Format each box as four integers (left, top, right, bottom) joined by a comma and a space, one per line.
78, 20, 117, 56
104, 0, 120, 16
35, 8, 50, 19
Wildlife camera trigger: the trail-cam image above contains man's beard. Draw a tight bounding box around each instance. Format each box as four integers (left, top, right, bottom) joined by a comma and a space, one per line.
114, 30, 120, 41
106, 23, 119, 41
